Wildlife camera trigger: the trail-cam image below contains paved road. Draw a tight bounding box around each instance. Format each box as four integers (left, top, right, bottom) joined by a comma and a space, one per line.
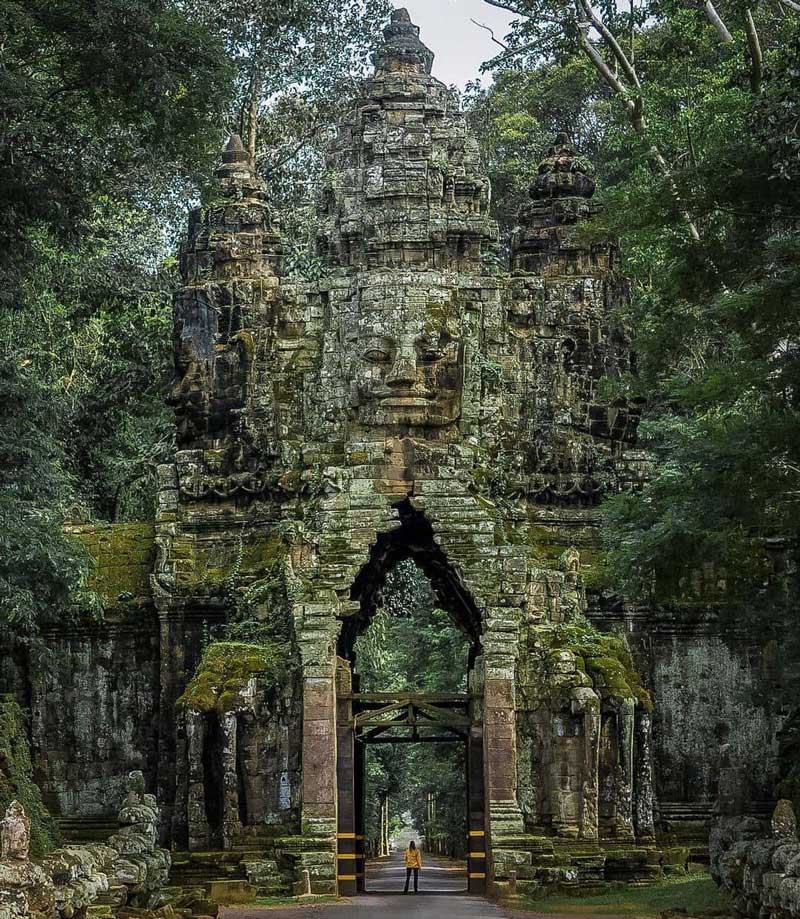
222, 851, 515, 917
365, 849, 468, 896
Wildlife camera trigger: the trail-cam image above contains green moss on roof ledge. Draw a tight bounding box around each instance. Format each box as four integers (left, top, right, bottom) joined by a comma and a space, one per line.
178, 640, 293, 715
546, 620, 653, 711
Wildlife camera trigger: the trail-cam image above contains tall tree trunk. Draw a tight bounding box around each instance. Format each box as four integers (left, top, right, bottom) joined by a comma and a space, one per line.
244, 63, 262, 167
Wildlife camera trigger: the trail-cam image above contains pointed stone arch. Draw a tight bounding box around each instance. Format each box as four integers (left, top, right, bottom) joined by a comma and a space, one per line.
340, 498, 483, 661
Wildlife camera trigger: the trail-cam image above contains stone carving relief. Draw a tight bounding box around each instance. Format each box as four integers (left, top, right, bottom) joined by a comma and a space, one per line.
0, 801, 30, 860
343, 284, 464, 431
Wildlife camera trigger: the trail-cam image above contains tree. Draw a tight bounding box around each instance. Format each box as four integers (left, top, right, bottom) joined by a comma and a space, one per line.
0, 0, 392, 641
1, 0, 235, 641
594, 31, 800, 629
465, 57, 611, 239
472, 0, 800, 624
480, 0, 795, 241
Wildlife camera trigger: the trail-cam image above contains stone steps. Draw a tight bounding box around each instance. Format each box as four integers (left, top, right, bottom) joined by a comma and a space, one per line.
58, 817, 118, 843
169, 849, 291, 899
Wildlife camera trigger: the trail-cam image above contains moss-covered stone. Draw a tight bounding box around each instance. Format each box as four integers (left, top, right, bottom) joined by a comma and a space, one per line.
177, 641, 294, 714
69, 522, 155, 607
0, 695, 60, 855
172, 533, 288, 594
545, 622, 652, 711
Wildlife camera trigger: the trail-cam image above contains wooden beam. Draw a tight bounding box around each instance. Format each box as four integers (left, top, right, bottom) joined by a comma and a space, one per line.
355, 713, 469, 729
342, 692, 470, 703
362, 734, 466, 744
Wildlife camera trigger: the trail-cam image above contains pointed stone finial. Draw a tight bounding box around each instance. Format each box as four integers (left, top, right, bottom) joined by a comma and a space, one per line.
530, 132, 596, 200
222, 134, 248, 162
373, 8, 434, 75
215, 133, 266, 194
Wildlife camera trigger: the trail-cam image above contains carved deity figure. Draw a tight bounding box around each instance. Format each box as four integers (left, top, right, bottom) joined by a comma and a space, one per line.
1, 800, 30, 860
345, 285, 464, 431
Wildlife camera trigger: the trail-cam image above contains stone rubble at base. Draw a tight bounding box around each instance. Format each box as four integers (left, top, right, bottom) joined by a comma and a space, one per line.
0, 774, 173, 919
710, 800, 800, 919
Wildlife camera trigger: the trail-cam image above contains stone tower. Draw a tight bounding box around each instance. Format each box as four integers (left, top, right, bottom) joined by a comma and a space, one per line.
1, 11, 787, 900
158, 7, 655, 893
158, 8, 654, 893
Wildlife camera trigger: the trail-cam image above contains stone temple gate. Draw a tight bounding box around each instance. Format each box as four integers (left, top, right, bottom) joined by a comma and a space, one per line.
2, 6, 789, 903
160, 7, 655, 893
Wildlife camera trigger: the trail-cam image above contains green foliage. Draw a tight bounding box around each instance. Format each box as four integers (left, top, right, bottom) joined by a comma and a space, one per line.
525, 872, 725, 915
0, 0, 234, 254
354, 560, 470, 694
8, 209, 178, 522
177, 640, 294, 714
0, 696, 60, 856
0, 363, 102, 639
590, 32, 800, 673
0, 0, 231, 644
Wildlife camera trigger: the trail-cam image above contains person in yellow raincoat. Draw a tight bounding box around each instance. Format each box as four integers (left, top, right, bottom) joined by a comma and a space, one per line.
404, 840, 422, 893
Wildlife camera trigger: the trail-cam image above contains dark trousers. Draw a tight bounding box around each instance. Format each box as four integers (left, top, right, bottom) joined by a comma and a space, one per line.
404, 867, 419, 892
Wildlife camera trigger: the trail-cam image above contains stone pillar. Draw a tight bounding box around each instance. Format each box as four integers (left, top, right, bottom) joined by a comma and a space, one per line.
615, 698, 636, 841
221, 711, 240, 849
294, 597, 341, 842
483, 609, 523, 821
301, 675, 338, 837
482, 607, 526, 891
633, 708, 656, 842
484, 676, 518, 809
573, 687, 600, 840
185, 709, 209, 851
156, 608, 185, 843
335, 660, 357, 896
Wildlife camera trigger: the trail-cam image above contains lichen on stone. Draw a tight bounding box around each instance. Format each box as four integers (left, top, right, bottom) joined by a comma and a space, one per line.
69, 522, 155, 607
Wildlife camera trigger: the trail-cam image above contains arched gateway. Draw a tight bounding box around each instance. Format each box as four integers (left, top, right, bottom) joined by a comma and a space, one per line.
161, 7, 655, 897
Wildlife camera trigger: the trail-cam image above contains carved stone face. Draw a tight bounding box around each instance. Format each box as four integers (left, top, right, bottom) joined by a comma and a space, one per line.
347, 291, 463, 429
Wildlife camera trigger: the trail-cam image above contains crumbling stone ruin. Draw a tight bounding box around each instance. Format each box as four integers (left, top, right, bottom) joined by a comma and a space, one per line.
0, 7, 792, 904
710, 800, 800, 919
0, 774, 171, 919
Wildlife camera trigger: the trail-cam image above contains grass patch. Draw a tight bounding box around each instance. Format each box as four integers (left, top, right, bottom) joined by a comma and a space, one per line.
520, 874, 727, 916
249, 895, 340, 909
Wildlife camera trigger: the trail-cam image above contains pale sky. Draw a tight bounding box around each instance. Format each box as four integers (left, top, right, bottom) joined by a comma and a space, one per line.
390, 0, 517, 89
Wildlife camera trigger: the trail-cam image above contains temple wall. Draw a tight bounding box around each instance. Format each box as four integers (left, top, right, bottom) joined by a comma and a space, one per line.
0, 627, 159, 819
33, 626, 160, 817
0, 524, 161, 818
650, 632, 785, 818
